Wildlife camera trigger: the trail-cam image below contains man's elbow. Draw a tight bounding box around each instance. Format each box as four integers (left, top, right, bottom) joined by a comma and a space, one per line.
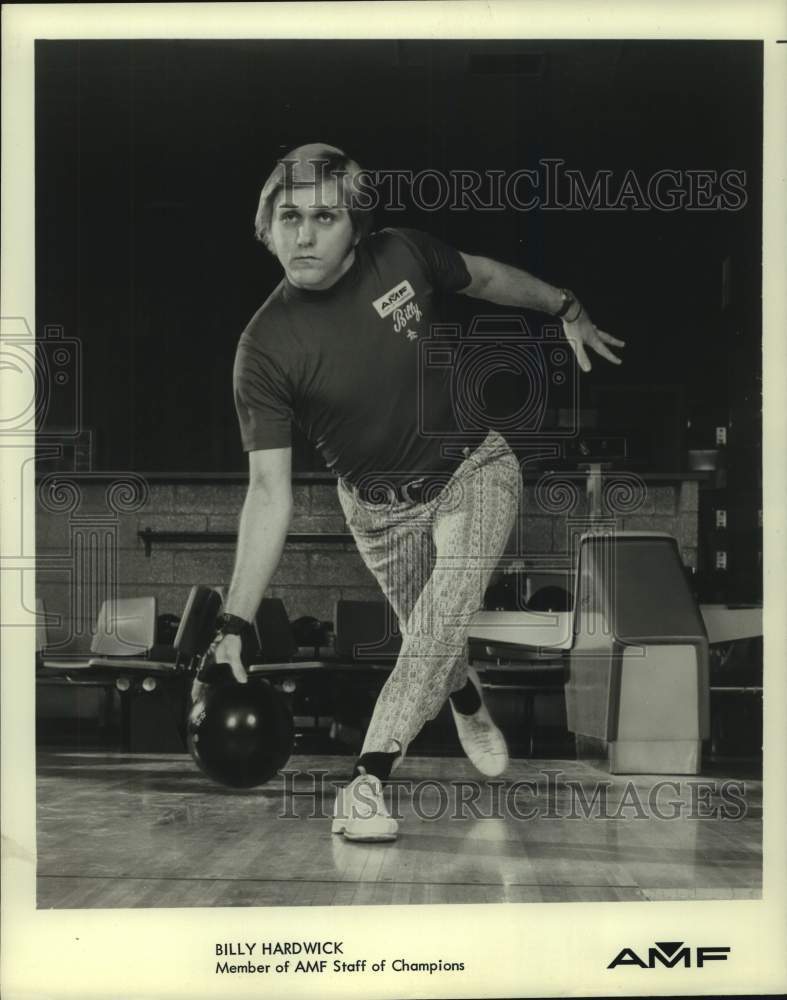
246, 447, 293, 509
459, 252, 494, 299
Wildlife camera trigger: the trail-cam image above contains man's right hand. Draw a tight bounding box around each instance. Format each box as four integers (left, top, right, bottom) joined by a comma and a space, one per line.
190, 633, 247, 702
212, 633, 248, 684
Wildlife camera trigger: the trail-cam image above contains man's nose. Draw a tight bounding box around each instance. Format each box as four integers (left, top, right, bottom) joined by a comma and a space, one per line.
296, 220, 315, 246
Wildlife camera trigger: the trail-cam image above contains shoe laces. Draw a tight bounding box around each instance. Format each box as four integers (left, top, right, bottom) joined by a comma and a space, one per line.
347, 769, 387, 816
460, 706, 491, 732
354, 766, 381, 788
459, 711, 503, 750
470, 726, 500, 753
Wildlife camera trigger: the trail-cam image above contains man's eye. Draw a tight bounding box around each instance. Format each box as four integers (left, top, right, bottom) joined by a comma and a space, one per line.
281, 212, 299, 222
317, 212, 336, 223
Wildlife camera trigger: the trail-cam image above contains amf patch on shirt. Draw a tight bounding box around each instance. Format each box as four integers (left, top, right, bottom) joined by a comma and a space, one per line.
371, 280, 415, 318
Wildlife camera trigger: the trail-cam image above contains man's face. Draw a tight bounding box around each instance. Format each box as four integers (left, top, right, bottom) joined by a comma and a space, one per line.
270, 180, 358, 290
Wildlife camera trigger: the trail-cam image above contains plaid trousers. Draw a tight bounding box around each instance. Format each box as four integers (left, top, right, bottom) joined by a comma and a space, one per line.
337, 429, 521, 759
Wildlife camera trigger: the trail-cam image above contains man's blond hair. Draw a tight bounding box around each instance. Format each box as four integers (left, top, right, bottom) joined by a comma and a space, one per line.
254, 142, 373, 251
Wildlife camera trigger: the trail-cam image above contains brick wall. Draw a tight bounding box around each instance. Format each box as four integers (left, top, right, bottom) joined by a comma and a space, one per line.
508, 479, 698, 563
35, 474, 698, 653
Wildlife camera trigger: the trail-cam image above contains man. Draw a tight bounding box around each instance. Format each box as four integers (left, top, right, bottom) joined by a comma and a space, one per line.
209, 143, 624, 842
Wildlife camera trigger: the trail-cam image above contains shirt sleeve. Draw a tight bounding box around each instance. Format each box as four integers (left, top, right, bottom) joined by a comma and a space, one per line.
233, 337, 294, 452
387, 227, 472, 293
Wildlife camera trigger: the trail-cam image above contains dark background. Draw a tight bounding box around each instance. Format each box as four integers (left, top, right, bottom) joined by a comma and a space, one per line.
35, 39, 762, 477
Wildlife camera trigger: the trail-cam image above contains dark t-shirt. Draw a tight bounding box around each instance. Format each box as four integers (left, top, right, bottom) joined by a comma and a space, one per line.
233, 228, 472, 484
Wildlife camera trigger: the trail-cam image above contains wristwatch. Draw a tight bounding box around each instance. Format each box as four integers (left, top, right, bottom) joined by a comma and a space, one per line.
554, 288, 583, 323
214, 612, 249, 639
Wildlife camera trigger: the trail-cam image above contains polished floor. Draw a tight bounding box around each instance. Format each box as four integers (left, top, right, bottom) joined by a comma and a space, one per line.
36, 751, 762, 908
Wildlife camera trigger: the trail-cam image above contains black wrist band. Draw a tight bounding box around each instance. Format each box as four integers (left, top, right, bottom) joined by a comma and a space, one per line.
564, 300, 583, 323
554, 288, 577, 319
215, 612, 249, 637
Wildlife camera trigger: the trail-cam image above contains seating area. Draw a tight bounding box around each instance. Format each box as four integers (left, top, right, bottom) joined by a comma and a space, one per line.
37, 531, 763, 768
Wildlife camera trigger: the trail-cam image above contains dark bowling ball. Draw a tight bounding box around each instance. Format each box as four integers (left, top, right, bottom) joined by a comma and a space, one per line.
187, 666, 293, 788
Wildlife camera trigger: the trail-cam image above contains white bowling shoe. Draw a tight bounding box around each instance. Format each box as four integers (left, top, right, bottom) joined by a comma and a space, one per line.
450, 667, 509, 777
332, 771, 399, 842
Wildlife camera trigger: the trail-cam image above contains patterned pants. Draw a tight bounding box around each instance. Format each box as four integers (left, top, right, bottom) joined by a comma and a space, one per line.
337, 429, 521, 759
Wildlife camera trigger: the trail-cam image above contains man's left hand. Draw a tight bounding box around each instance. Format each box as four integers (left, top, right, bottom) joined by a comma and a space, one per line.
563, 310, 625, 372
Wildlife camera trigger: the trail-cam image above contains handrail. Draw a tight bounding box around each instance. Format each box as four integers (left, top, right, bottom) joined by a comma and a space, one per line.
138, 528, 353, 557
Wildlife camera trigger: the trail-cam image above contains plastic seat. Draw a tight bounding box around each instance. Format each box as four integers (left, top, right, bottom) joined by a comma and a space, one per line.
40, 596, 158, 672
173, 585, 223, 665
254, 598, 298, 663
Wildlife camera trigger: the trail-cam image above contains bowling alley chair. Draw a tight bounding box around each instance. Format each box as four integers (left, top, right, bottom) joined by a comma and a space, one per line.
37, 595, 158, 672
36, 594, 163, 748
254, 598, 298, 663
172, 584, 224, 669
334, 599, 402, 665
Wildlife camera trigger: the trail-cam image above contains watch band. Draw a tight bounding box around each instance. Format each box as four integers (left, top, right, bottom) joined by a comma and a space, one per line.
215, 612, 249, 637
554, 288, 576, 319
555, 288, 584, 323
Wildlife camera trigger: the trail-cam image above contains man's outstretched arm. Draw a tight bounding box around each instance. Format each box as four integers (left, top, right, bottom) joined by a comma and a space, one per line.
459, 252, 625, 372
207, 446, 293, 685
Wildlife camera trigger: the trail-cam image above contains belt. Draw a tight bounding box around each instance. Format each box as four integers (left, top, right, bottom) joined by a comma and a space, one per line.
352, 447, 475, 506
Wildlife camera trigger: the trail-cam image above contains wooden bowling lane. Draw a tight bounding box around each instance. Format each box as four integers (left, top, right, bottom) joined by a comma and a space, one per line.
36, 752, 762, 908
